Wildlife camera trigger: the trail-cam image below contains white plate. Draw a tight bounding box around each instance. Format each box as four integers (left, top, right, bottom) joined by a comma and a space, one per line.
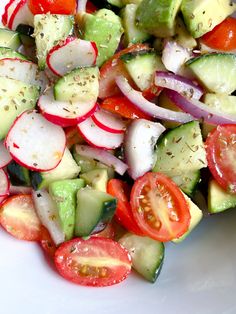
1, 1, 236, 314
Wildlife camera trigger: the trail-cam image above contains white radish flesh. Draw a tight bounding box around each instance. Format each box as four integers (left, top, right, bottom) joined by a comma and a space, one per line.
0, 141, 12, 168
0, 169, 10, 197
32, 190, 65, 246
8, 0, 34, 30
47, 37, 97, 76
78, 117, 124, 149
5, 110, 66, 171
92, 109, 126, 134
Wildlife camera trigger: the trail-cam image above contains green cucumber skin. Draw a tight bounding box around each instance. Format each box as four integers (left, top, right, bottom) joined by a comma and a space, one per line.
7, 161, 31, 187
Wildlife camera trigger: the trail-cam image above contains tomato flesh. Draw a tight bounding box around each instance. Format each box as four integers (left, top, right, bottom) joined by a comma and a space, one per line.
28, 0, 76, 14
107, 179, 144, 235
130, 172, 190, 242
54, 237, 131, 287
64, 126, 85, 149
40, 227, 57, 258
0, 194, 42, 241
206, 124, 236, 193
201, 17, 236, 51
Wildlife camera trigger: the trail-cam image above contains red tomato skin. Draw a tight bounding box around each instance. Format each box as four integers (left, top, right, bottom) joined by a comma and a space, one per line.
28, 0, 76, 14
130, 172, 190, 242
0, 194, 42, 241
107, 179, 144, 235
40, 227, 57, 258
201, 17, 236, 51
54, 237, 131, 287
206, 124, 236, 193
99, 44, 150, 99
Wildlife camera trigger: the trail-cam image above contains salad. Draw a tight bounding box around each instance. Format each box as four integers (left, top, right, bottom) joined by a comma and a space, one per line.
0, 0, 236, 288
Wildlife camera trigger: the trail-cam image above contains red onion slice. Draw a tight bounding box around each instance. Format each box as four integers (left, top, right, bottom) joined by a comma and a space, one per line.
124, 119, 165, 180
155, 71, 203, 100
165, 90, 236, 125
116, 76, 194, 123
75, 144, 128, 175
10, 185, 32, 195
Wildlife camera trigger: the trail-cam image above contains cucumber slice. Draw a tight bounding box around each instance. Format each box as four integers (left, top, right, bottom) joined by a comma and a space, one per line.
0, 77, 39, 140
0, 47, 28, 60
16, 24, 35, 47
75, 187, 117, 237
80, 168, 108, 192
34, 14, 73, 70
53, 66, 99, 103
203, 93, 236, 114
49, 179, 85, 240
171, 170, 200, 197
107, 0, 123, 7
7, 161, 30, 186
153, 121, 207, 175
121, 4, 150, 45
208, 180, 236, 214
119, 233, 164, 283
121, 51, 166, 91
175, 17, 197, 49
173, 193, 203, 243
186, 53, 236, 94
31, 148, 80, 190
0, 28, 21, 50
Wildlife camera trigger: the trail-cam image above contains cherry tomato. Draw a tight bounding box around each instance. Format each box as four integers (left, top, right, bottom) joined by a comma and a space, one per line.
201, 17, 236, 51
28, 0, 76, 14
206, 125, 236, 193
54, 237, 132, 287
64, 126, 85, 149
40, 227, 57, 258
101, 96, 151, 120
99, 43, 150, 99
0, 194, 42, 241
93, 222, 115, 239
107, 179, 144, 235
142, 85, 163, 101
130, 172, 190, 242
86, 1, 97, 13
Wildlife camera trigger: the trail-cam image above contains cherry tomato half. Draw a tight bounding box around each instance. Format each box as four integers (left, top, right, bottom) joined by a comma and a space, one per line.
130, 172, 190, 242
40, 227, 57, 258
206, 124, 236, 193
0, 194, 42, 241
28, 0, 77, 15
54, 237, 132, 287
201, 17, 236, 51
107, 179, 144, 235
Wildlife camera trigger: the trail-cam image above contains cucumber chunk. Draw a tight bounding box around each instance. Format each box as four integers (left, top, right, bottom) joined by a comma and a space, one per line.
0, 28, 21, 50
31, 148, 80, 190
7, 161, 30, 186
121, 51, 166, 91
186, 53, 236, 94
53, 66, 99, 103
119, 233, 164, 283
80, 168, 108, 192
75, 187, 117, 237
0, 77, 39, 140
171, 170, 200, 197
34, 14, 73, 69
0, 47, 28, 60
49, 179, 85, 240
203, 93, 236, 115
208, 180, 236, 214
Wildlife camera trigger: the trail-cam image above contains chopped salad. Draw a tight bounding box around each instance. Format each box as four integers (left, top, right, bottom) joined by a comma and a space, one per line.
0, 0, 236, 287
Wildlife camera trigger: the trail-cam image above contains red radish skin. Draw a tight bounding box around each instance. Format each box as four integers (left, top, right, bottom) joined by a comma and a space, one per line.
0, 170, 10, 197
46, 37, 98, 76
78, 117, 124, 150
8, 0, 34, 30
0, 141, 12, 169
2, 0, 16, 25
92, 109, 126, 134
5, 110, 66, 172
39, 88, 98, 127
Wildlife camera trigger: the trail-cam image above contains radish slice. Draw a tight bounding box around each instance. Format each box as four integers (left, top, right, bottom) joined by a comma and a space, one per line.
162, 40, 191, 74
8, 0, 34, 30
47, 37, 98, 76
165, 90, 236, 125
10, 185, 31, 195
78, 117, 124, 149
116, 76, 194, 123
155, 71, 203, 100
75, 144, 128, 175
124, 119, 165, 180
0, 141, 12, 168
77, 0, 88, 12
0, 196, 7, 205
0, 169, 10, 197
39, 88, 98, 127
92, 109, 126, 134
32, 190, 65, 246
0, 58, 48, 92
2, 0, 17, 26
5, 110, 66, 171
